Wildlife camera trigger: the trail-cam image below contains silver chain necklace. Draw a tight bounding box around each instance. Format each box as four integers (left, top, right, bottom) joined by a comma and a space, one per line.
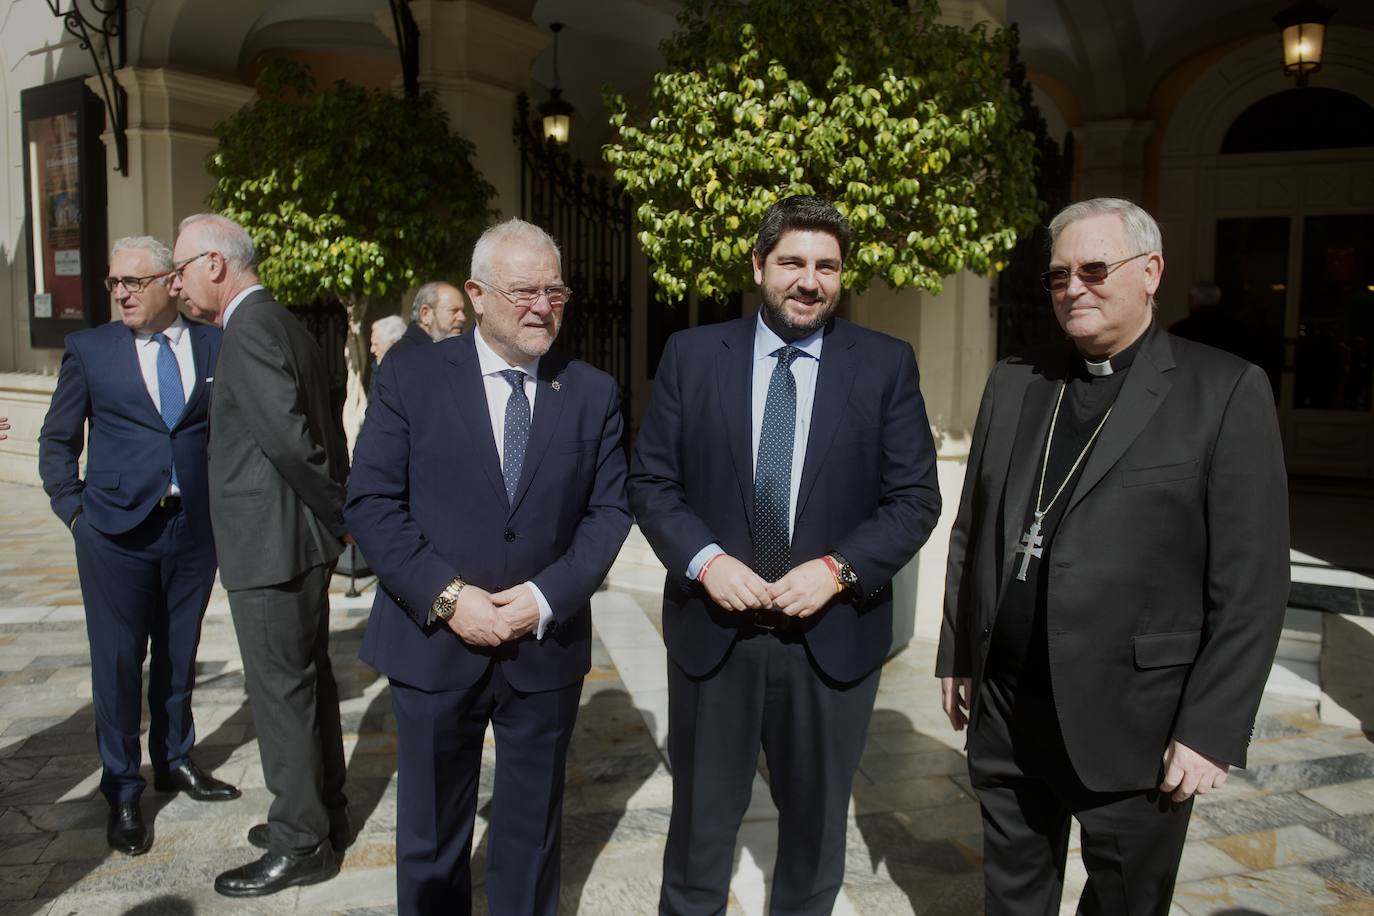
1014, 382, 1113, 581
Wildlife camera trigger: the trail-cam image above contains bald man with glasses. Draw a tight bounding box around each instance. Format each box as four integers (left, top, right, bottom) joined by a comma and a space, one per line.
39, 236, 238, 858
938, 198, 1288, 914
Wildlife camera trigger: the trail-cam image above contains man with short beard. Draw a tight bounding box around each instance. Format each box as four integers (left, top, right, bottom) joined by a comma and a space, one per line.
629, 195, 942, 914
390, 280, 468, 353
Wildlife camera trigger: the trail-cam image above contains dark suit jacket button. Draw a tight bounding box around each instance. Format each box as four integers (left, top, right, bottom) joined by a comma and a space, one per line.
504, 529, 515, 542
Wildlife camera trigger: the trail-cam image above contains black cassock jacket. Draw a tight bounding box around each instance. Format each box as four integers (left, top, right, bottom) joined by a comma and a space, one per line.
938, 322, 1289, 792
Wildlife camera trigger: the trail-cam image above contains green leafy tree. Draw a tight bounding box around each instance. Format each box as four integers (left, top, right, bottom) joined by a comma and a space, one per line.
208, 59, 495, 443
604, 0, 1040, 301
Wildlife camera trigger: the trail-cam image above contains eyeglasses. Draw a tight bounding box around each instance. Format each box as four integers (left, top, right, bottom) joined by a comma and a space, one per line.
172, 251, 210, 277
475, 279, 573, 308
1040, 252, 1152, 292
104, 272, 172, 294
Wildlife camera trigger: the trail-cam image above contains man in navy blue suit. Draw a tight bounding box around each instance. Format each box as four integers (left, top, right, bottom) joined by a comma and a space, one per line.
629, 196, 943, 914
346, 218, 631, 915
39, 236, 239, 857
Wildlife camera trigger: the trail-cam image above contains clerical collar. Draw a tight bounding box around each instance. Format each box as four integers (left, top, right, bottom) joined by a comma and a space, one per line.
1077, 322, 1149, 378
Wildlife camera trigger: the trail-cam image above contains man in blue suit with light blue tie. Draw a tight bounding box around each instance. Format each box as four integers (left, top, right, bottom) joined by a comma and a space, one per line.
39, 236, 239, 857
346, 218, 631, 915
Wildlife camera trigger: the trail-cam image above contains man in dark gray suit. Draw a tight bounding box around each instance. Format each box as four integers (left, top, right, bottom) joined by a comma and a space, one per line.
171, 213, 350, 897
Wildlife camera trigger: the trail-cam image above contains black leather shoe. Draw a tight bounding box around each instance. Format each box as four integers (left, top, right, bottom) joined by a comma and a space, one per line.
214, 843, 338, 897
153, 760, 241, 801
248, 822, 353, 853
107, 801, 151, 855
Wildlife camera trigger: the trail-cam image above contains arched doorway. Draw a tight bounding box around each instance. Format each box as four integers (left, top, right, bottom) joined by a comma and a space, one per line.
1157, 29, 1374, 479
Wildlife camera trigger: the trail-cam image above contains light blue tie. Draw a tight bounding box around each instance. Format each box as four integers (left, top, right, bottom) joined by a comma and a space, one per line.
500, 369, 530, 504
753, 346, 800, 581
152, 333, 185, 487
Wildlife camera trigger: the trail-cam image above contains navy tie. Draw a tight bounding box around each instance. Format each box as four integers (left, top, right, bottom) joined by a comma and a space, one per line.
753, 346, 800, 581
500, 369, 530, 504
152, 332, 185, 488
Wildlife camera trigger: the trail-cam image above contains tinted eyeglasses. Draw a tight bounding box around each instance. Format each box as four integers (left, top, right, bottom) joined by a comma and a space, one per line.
1040, 252, 1151, 292
104, 272, 172, 294
476, 279, 573, 308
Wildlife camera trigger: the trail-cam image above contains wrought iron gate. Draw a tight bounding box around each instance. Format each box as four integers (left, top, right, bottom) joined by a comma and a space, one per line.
514, 94, 634, 423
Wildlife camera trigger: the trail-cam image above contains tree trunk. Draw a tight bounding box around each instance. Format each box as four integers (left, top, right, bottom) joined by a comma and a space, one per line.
341, 297, 369, 456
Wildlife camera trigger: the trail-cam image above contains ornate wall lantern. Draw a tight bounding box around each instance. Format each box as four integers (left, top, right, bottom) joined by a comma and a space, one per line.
1274, 0, 1336, 87
540, 22, 574, 144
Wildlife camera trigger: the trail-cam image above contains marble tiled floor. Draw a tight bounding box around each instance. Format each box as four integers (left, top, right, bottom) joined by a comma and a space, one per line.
1, 480, 1372, 915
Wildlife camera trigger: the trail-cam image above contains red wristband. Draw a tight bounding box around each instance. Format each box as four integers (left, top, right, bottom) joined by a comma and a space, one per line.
820, 555, 843, 593
697, 554, 723, 582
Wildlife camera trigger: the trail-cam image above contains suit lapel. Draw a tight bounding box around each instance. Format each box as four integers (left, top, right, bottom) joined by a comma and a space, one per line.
509, 352, 570, 514
1065, 324, 1175, 515
795, 321, 857, 521
717, 321, 757, 531
446, 338, 509, 506
996, 356, 1065, 600
112, 324, 164, 427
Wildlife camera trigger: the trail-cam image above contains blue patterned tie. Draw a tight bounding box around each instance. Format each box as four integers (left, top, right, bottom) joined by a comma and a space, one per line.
500, 369, 530, 504
753, 346, 800, 581
152, 332, 185, 488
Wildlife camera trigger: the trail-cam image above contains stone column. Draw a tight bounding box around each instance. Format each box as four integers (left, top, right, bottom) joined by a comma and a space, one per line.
396, 0, 549, 220
847, 270, 994, 646
96, 68, 255, 247
1075, 118, 1154, 202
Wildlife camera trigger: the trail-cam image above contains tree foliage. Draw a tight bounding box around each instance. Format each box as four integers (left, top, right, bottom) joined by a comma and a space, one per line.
603, 0, 1040, 300
207, 58, 495, 443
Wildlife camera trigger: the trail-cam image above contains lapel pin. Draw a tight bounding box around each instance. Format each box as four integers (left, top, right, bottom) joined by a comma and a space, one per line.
551, 381, 561, 392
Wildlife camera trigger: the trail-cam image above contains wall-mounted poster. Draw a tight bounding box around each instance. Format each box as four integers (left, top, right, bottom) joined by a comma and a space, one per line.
21, 77, 108, 348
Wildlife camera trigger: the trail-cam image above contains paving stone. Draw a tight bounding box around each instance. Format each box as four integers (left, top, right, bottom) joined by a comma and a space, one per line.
1248, 753, 1374, 794
0, 832, 53, 867
1173, 841, 1250, 884
1311, 813, 1374, 858
851, 776, 969, 814
1172, 863, 1346, 912
1310, 855, 1374, 898
1301, 777, 1374, 816
0, 863, 54, 900
1210, 824, 1350, 870
1196, 792, 1337, 834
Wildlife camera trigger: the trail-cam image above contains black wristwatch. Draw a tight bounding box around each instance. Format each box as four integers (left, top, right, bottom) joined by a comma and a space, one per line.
828, 552, 859, 593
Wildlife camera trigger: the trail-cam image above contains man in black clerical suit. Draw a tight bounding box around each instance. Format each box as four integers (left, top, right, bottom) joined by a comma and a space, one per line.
938, 197, 1289, 915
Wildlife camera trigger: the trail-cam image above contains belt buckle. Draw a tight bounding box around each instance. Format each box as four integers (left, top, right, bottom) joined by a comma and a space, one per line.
753, 611, 776, 631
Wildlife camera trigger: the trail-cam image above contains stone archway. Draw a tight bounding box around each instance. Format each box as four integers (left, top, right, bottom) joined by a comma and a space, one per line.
1155, 27, 1374, 478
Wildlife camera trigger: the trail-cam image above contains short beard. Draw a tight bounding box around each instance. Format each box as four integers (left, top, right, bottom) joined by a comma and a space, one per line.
760, 286, 839, 341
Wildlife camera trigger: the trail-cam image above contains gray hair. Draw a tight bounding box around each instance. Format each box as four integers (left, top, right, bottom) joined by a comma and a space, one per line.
1048, 198, 1163, 258
177, 213, 258, 273
111, 236, 173, 272
469, 218, 561, 284
371, 315, 407, 348
412, 281, 453, 321
1189, 281, 1222, 308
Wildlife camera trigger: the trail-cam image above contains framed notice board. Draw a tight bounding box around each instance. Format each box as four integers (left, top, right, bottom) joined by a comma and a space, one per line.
21, 77, 109, 348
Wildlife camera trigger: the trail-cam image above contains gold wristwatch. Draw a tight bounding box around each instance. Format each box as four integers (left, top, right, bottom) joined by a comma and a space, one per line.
432, 577, 466, 621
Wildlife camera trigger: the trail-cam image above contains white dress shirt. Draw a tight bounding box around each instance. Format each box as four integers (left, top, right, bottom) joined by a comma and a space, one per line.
471, 326, 555, 639
221, 284, 266, 327
686, 311, 825, 579
134, 315, 196, 497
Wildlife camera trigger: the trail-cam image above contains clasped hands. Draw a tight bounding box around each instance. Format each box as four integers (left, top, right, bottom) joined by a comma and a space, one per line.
699, 554, 837, 618
444, 583, 541, 647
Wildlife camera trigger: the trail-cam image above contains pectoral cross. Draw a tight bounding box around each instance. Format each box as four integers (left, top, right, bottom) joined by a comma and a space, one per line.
1015, 512, 1044, 581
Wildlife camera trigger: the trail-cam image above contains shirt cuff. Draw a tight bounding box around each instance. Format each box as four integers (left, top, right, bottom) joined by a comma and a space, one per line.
686, 543, 725, 581
528, 581, 555, 640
